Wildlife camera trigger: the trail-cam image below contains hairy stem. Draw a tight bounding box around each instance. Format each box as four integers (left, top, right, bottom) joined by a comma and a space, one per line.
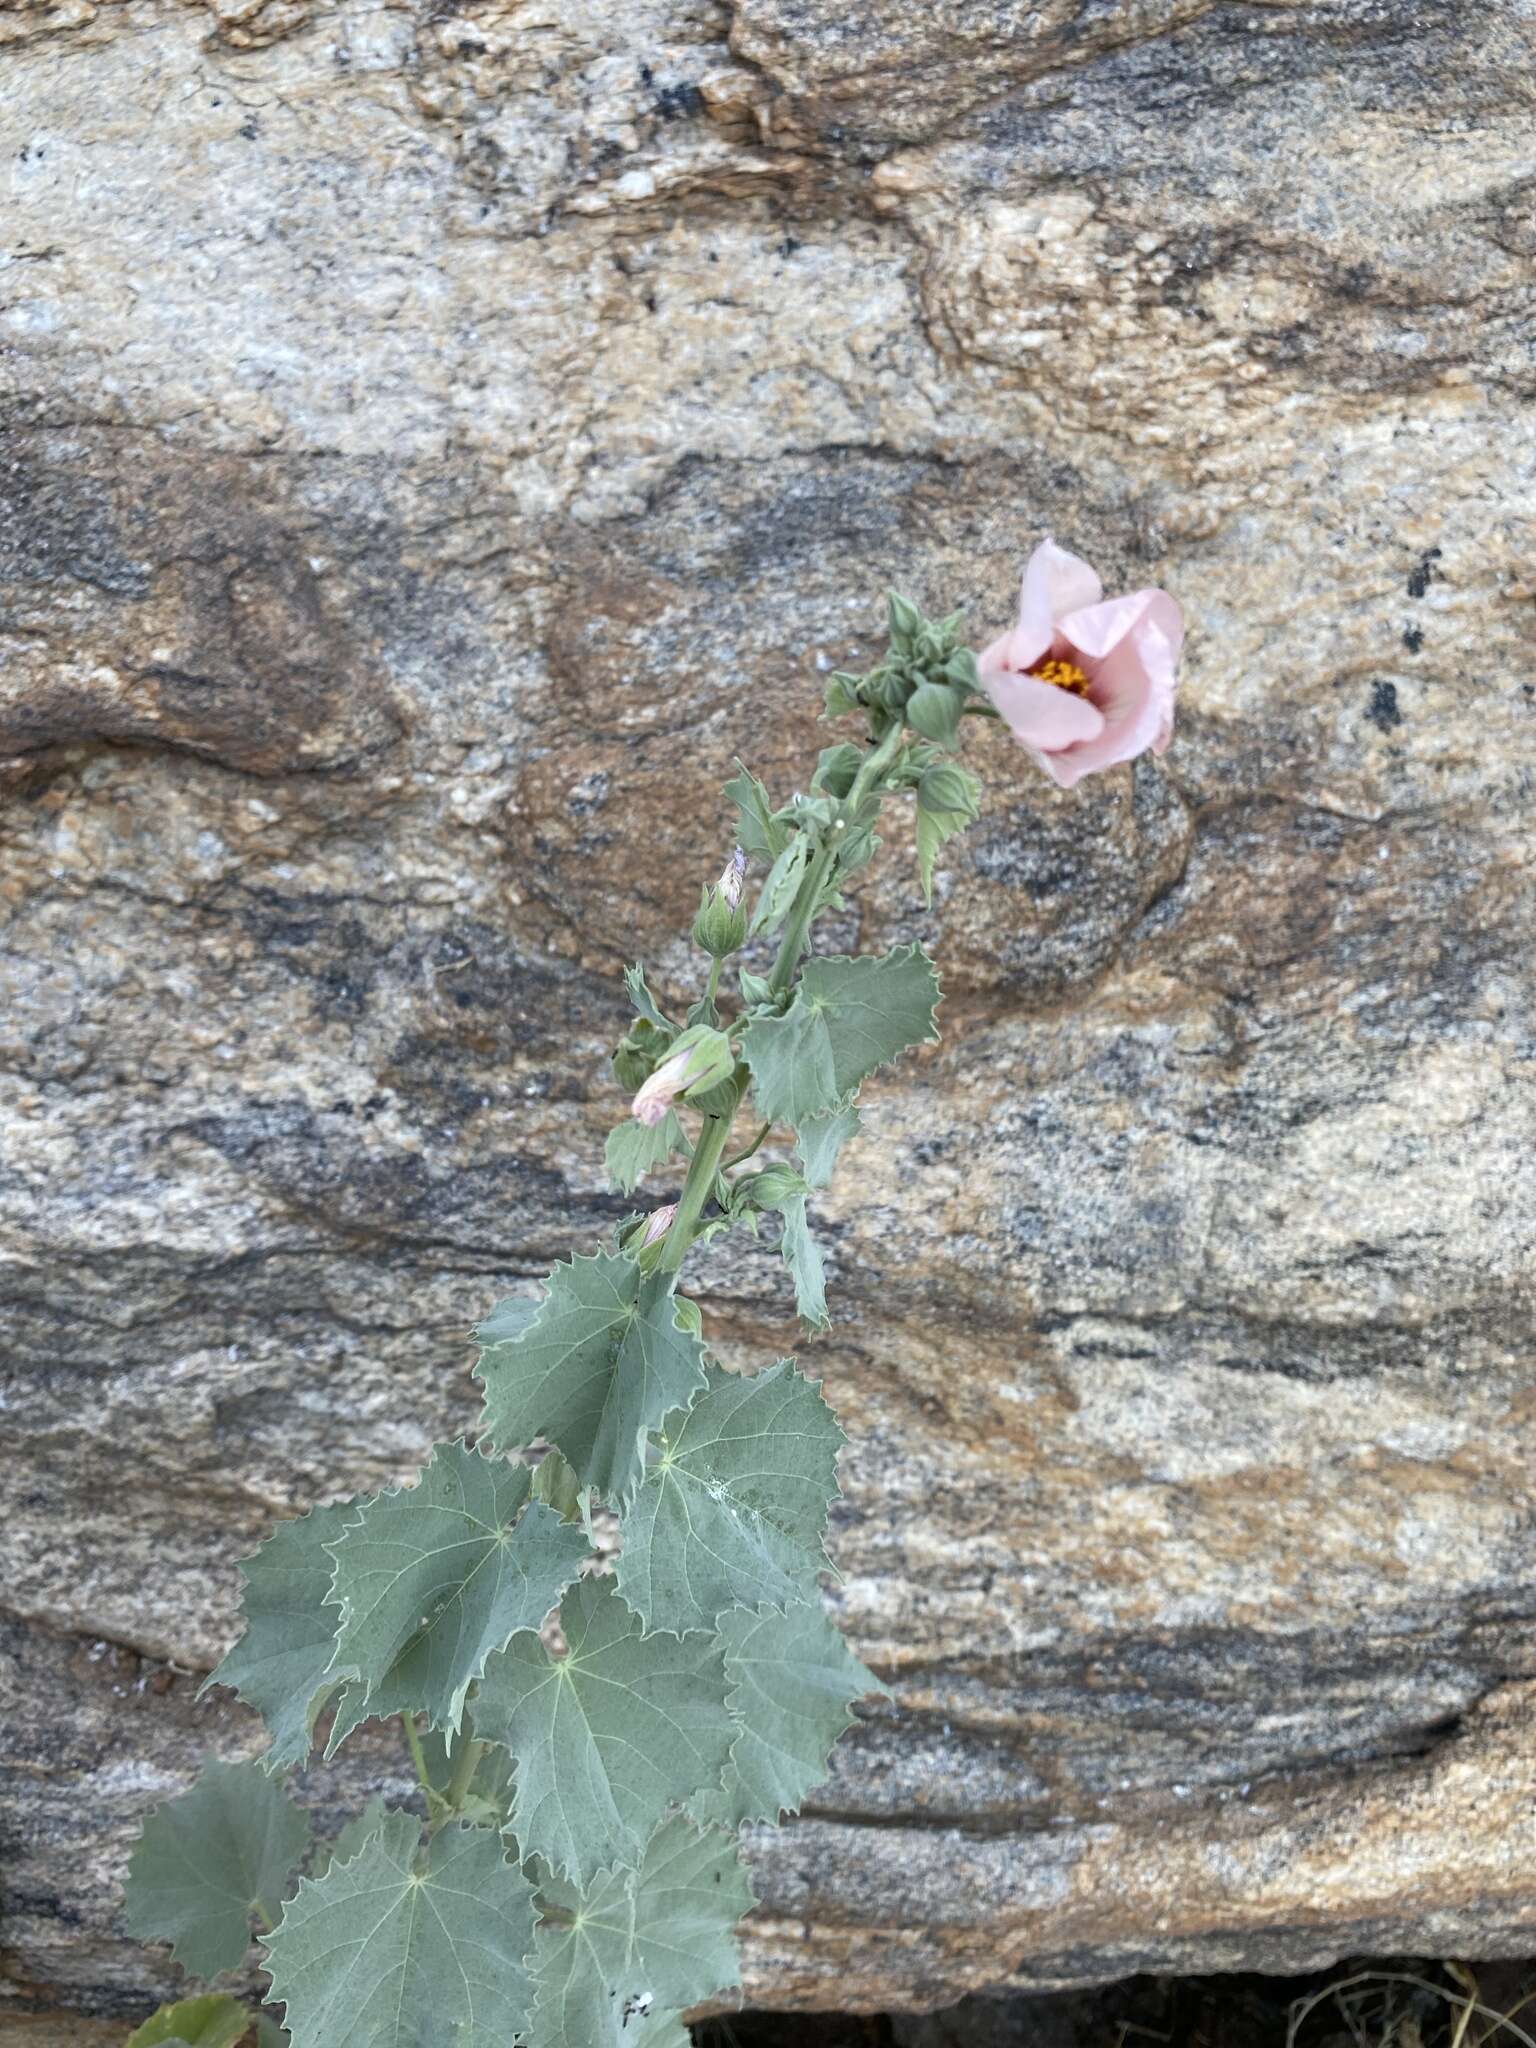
721, 1120, 771, 1172
402, 1712, 436, 1802
434, 1717, 484, 1826
657, 1099, 738, 1272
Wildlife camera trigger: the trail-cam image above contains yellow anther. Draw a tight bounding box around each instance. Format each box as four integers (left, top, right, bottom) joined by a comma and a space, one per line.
1030, 657, 1092, 698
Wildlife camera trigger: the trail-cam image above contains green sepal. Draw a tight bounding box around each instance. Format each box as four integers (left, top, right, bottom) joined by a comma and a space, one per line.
202, 1499, 361, 1773
264, 1814, 536, 2048
125, 1994, 251, 2048
475, 1250, 710, 1510
475, 1575, 736, 1885
614, 1359, 842, 1635
527, 1816, 754, 2048
904, 680, 963, 747
692, 1597, 888, 1827
886, 591, 923, 648
605, 1111, 689, 1194
737, 966, 775, 1009
740, 944, 941, 1126
812, 740, 863, 797
822, 671, 863, 719
123, 1759, 311, 1978
323, 1440, 588, 1739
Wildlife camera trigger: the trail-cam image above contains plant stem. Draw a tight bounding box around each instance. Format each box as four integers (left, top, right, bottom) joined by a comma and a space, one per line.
402, 1712, 435, 1800
769, 719, 906, 996
657, 1098, 737, 1272
720, 1120, 771, 1172
704, 957, 722, 1011
442, 1719, 484, 1817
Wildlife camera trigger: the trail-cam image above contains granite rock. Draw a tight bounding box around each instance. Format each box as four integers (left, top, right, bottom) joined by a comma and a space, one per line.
3, 0, 1536, 2030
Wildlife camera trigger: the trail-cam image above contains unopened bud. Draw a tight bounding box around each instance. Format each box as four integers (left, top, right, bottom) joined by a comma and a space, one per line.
631, 1025, 734, 1126
691, 875, 749, 959
918, 761, 980, 820
744, 1163, 808, 1208
718, 848, 747, 910
639, 1202, 677, 1248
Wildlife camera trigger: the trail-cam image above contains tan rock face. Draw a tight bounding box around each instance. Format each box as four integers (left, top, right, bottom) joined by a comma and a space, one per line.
4, 0, 1536, 2029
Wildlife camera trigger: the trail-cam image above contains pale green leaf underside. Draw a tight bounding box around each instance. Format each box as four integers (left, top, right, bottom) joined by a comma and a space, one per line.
915, 802, 970, 907
476, 1575, 735, 1886
614, 1360, 842, 1636
203, 1499, 360, 1772
265, 1814, 536, 2048
475, 1251, 709, 1510
125, 1993, 250, 2048
325, 1441, 587, 1738
124, 1760, 311, 1978
741, 945, 940, 1126
795, 1106, 861, 1189
777, 1194, 828, 1330
527, 1816, 755, 2048
604, 1112, 689, 1195
695, 1597, 888, 1828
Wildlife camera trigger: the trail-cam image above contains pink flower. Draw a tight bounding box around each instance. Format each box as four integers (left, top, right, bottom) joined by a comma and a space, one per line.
978, 539, 1184, 788
631, 1026, 733, 1128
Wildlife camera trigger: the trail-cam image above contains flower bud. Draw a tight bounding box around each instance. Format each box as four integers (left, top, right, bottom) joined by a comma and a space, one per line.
639, 1202, 677, 1248
918, 760, 981, 820
631, 1025, 734, 1126
717, 847, 747, 910
742, 1163, 808, 1209
691, 874, 750, 959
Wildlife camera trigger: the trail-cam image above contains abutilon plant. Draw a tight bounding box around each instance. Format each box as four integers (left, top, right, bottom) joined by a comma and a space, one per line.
122, 542, 1182, 2048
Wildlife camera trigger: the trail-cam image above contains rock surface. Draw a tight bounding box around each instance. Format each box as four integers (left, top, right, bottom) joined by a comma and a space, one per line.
5, 0, 1536, 2030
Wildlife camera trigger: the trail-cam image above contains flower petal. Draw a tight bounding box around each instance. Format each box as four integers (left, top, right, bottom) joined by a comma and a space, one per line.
984, 666, 1106, 754
1058, 587, 1184, 670
1045, 599, 1182, 788
1013, 537, 1104, 654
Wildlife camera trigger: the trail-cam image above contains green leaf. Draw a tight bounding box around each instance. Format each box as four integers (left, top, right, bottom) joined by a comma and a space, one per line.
914, 806, 966, 907
202, 1500, 359, 1773
749, 832, 812, 938
741, 945, 941, 1126
126, 1994, 251, 2048
475, 1250, 710, 1510
796, 1106, 861, 1189
264, 1814, 535, 2048
309, 1797, 389, 1879
724, 761, 788, 863
696, 1598, 887, 1827
615, 1360, 842, 1636
123, 1759, 311, 1977
604, 1111, 689, 1194
324, 1440, 587, 1738
475, 1576, 735, 1885
904, 680, 963, 747
623, 963, 671, 1030
527, 1816, 754, 2048
777, 1194, 829, 1330
255, 2021, 290, 2048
